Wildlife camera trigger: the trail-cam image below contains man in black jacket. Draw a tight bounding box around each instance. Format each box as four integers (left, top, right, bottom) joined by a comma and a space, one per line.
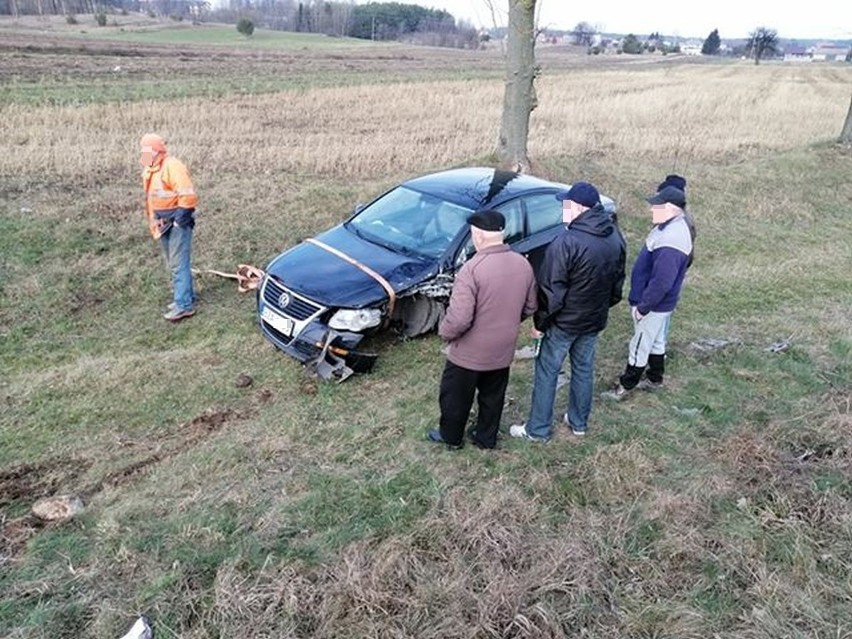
511, 181, 626, 441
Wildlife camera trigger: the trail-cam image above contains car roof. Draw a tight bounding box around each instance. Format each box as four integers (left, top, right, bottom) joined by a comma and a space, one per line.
402, 167, 567, 210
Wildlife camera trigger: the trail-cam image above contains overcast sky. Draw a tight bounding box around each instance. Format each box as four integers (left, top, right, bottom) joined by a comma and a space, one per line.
403, 0, 852, 40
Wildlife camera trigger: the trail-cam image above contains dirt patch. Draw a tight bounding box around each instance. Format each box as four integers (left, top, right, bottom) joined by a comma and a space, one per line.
69, 289, 104, 314
0, 458, 89, 564
0, 457, 90, 510
1, 409, 239, 562
87, 408, 239, 494
0, 513, 46, 562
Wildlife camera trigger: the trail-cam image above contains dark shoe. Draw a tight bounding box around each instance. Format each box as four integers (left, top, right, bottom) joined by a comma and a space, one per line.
427, 429, 462, 450
468, 431, 495, 450
601, 384, 631, 401
637, 378, 664, 391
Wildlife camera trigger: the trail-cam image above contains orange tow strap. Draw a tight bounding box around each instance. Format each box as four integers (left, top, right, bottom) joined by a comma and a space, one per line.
305, 238, 397, 316
192, 264, 266, 293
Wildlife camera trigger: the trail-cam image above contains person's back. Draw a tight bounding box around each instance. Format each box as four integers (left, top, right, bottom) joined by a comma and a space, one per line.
441, 245, 535, 371
430, 209, 537, 451
512, 182, 627, 443
536, 203, 626, 336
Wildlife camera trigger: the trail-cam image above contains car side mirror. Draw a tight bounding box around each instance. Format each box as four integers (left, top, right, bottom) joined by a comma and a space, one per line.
353, 202, 365, 215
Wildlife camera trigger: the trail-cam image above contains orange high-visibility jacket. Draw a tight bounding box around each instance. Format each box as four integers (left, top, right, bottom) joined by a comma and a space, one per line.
142, 155, 198, 238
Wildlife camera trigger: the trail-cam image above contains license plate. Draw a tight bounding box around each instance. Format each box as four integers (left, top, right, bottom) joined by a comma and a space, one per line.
261, 307, 294, 337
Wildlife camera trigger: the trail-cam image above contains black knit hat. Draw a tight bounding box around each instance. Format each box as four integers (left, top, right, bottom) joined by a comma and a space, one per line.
657, 174, 687, 193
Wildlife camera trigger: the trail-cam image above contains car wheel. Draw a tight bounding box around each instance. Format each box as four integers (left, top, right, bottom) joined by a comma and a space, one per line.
397, 295, 445, 337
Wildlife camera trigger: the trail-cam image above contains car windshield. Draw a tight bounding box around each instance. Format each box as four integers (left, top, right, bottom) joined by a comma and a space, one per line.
347, 186, 472, 259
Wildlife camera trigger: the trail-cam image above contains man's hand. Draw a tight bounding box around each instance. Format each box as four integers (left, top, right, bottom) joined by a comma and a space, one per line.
152, 218, 167, 239
530, 327, 543, 339
631, 306, 645, 322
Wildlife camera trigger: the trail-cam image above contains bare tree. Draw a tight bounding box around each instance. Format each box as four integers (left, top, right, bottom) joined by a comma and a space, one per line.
481, 0, 505, 55
571, 21, 596, 46
747, 26, 778, 65
840, 94, 852, 144
496, 0, 537, 172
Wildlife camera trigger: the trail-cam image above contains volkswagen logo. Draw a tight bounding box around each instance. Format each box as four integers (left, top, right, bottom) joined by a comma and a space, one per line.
278, 291, 291, 308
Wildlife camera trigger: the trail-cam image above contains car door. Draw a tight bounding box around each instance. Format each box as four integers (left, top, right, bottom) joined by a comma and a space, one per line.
505, 193, 564, 277
451, 194, 560, 274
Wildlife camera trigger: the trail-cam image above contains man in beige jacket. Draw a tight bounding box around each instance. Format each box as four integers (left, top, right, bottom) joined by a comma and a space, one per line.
427, 210, 537, 450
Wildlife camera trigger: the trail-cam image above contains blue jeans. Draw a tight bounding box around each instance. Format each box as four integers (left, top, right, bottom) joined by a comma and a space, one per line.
160, 224, 195, 311
525, 326, 598, 440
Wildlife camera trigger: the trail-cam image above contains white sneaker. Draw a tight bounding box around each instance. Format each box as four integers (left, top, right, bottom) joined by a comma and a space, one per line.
509, 424, 528, 438
562, 414, 586, 436
509, 424, 548, 442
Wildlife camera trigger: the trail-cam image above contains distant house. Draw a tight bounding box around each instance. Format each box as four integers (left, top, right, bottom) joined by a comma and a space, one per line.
784, 46, 811, 62
811, 44, 850, 61
681, 44, 703, 56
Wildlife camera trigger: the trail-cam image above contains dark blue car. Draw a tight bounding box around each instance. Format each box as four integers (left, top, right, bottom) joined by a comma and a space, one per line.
257, 167, 616, 379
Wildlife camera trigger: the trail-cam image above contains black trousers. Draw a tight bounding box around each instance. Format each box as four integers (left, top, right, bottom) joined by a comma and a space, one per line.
439, 361, 510, 449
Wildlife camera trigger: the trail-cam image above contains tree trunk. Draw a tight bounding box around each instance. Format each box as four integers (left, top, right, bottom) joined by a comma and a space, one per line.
840, 94, 852, 144
496, 0, 537, 173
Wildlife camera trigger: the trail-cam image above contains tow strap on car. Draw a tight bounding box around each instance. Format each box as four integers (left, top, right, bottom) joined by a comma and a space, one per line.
192, 264, 266, 293
305, 238, 397, 317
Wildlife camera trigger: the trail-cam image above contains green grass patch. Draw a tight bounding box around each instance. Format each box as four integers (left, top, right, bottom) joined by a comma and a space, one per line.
73, 24, 381, 49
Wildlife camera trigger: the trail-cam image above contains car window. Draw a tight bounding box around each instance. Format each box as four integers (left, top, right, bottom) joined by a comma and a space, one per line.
348, 186, 472, 259
525, 193, 563, 235
495, 199, 524, 244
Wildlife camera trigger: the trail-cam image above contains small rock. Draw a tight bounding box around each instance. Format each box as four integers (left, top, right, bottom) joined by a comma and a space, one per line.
32, 495, 85, 521
765, 340, 791, 353
235, 373, 253, 388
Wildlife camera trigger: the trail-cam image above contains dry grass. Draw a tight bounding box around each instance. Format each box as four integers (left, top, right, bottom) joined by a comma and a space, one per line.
2, 65, 849, 183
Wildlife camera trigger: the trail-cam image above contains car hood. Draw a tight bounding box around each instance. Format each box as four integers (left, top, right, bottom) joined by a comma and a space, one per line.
265, 225, 439, 308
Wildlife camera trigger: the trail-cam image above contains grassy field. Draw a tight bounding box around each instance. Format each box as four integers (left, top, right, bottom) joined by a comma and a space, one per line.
0, 15, 380, 48
1, 25, 852, 639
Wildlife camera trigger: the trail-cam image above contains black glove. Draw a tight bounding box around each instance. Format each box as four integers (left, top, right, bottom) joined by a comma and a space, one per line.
174, 207, 195, 229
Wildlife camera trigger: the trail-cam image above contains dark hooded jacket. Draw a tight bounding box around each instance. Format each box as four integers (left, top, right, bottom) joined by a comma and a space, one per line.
533, 203, 626, 335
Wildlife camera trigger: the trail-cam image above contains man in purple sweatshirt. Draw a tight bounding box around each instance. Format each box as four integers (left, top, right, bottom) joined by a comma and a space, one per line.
602, 184, 694, 400
427, 210, 537, 450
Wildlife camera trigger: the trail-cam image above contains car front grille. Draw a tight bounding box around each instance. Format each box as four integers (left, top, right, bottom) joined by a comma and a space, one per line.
262, 277, 323, 321
262, 322, 290, 345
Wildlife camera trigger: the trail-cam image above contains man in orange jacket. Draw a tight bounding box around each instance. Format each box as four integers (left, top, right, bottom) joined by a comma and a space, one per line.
140, 133, 198, 321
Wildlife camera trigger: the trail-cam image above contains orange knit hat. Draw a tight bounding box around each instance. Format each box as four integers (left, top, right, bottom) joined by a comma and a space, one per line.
140, 133, 166, 153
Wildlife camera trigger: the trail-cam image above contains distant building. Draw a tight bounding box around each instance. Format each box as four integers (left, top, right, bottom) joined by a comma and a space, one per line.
784, 46, 811, 62
811, 44, 850, 61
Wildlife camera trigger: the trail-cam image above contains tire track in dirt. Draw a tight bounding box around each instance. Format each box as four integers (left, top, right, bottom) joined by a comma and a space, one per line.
1, 407, 241, 562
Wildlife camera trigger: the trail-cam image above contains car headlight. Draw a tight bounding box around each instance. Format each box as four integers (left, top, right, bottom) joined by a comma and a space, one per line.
328, 308, 382, 332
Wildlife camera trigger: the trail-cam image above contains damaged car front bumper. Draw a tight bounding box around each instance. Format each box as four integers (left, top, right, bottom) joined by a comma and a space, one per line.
257, 275, 378, 381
